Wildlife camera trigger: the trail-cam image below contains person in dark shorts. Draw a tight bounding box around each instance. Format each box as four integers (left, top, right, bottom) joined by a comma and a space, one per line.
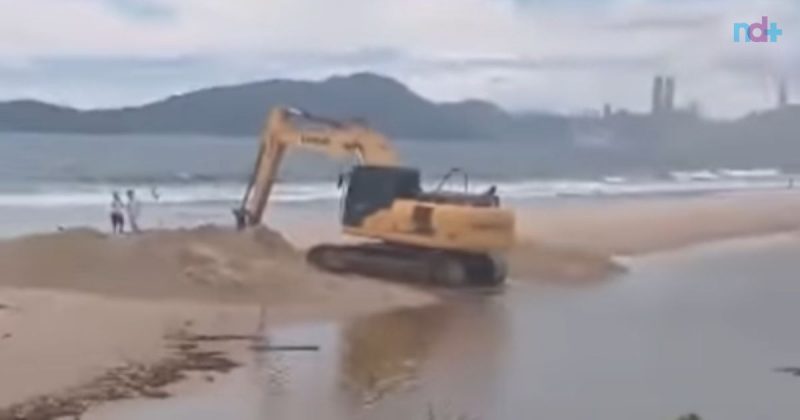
110, 191, 125, 234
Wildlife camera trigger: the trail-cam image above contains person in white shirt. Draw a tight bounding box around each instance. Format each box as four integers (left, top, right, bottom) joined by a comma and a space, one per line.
110, 192, 125, 234
125, 189, 142, 233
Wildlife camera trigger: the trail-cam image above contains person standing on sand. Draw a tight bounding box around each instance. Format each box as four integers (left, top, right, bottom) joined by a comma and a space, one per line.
110, 192, 125, 234
126, 189, 142, 233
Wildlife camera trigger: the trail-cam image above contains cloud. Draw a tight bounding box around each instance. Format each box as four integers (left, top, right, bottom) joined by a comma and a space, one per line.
418, 54, 662, 71
0, 0, 796, 117
104, 0, 175, 20
606, 16, 716, 31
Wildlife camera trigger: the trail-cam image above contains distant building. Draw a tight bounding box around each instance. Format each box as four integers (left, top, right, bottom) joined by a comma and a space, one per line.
664, 77, 676, 112
688, 100, 702, 118
652, 76, 664, 114
603, 103, 612, 118
778, 79, 788, 108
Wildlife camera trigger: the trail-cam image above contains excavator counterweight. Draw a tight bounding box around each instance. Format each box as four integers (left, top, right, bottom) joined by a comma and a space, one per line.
238, 107, 515, 287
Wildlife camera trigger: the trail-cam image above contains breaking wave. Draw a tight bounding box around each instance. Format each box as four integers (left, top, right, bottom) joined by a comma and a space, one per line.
0, 167, 795, 208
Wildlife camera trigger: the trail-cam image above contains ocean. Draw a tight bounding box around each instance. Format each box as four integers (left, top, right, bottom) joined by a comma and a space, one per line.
0, 132, 796, 237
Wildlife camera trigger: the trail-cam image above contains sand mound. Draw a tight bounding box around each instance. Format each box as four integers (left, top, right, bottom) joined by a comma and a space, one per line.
0, 224, 434, 315
0, 226, 294, 296
0, 225, 432, 309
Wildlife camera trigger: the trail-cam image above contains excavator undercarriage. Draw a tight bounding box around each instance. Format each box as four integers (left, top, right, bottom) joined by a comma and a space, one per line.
307, 243, 507, 287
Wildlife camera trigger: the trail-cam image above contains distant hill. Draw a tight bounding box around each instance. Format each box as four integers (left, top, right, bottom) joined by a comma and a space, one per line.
0, 73, 569, 141
2, 72, 800, 173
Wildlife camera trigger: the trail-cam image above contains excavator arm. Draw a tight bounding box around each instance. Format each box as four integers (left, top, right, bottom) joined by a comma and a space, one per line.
237, 107, 399, 227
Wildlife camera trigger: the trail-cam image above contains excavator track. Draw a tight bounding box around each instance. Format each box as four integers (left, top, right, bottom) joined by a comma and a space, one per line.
306, 243, 507, 287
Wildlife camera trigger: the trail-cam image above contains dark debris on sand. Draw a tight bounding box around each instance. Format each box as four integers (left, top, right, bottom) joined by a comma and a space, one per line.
775, 366, 800, 377
0, 336, 240, 420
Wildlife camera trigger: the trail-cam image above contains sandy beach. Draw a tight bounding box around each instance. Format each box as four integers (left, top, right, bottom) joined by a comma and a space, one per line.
1, 191, 799, 417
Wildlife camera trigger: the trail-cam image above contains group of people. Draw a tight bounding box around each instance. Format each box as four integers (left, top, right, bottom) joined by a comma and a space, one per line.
110, 190, 142, 234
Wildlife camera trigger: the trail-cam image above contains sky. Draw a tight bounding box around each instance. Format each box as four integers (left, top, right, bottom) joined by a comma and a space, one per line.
0, 0, 797, 117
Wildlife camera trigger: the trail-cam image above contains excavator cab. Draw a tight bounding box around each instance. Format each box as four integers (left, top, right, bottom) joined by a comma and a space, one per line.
342, 166, 502, 228
342, 166, 421, 228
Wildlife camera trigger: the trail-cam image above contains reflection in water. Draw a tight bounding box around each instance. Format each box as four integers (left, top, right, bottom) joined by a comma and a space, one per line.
341, 306, 447, 404
339, 294, 510, 417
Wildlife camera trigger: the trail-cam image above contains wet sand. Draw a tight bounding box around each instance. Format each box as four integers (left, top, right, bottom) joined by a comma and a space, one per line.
0, 290, 257, 407
1, 191, 799, 417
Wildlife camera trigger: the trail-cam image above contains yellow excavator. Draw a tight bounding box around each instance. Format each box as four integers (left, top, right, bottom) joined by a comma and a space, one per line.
236, 107, 515, 286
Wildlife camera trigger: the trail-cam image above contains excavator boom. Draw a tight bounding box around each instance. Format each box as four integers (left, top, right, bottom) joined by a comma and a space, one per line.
238, 107, 398, 226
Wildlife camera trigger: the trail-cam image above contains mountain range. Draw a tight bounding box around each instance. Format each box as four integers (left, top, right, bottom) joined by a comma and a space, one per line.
1, 72, 800, 173
0, 73, 569, 141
